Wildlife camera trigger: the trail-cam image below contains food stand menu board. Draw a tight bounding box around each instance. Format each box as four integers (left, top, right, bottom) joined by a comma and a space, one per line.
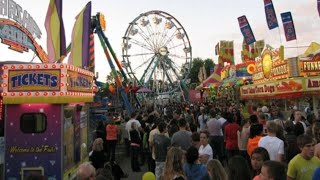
241, 78, 304, 99
252, 48, 289, 83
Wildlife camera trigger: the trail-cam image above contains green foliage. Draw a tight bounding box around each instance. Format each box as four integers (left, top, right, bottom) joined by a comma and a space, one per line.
189, 57, 215, 84
189, 57, 204, 84
204, 58, 215, 76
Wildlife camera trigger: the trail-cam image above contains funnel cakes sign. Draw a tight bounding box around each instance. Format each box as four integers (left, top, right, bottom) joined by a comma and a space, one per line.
252, 48, 289, 83
300, 53, 320, 76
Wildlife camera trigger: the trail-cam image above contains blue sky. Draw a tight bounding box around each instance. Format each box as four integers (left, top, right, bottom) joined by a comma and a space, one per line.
0, 0, 319, 82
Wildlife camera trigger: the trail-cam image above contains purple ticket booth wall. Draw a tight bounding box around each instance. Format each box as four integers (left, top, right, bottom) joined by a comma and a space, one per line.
5, 104, 62, 180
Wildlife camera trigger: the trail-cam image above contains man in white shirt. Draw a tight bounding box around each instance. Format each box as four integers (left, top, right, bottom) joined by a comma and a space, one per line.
125, 112, 141, 141
258, 121, 284, 162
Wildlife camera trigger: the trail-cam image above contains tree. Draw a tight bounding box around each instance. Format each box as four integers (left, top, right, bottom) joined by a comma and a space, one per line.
204, 58, 215, 77
189, 57, 204, 84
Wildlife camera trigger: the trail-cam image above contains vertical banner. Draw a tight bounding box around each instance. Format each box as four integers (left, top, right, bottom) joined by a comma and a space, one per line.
264, 0, 279, 29
215, 42, 219, 55
318, 0, 320, 17
69, 2, 92, 67
45, 0, 66, 63
229, 41, 235, 65
241, 39, 250, 62
281, 12, 297, 41
238, 16, 256, 45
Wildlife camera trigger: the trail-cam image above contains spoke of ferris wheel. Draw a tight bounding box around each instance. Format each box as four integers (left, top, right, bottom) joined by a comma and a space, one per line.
135, 24, 155, 49
168, 42, 184, 50
157, 20, 168, 49
160, 62, 174, 86
162, 29, 178, 48
139, 55, 157, 84
161, 64, 166, 90
129, 38, 154, 51
145, 15, 159, 48
155, 18, 166, 50
133, 54, 155, 72
145, 57, 160, 87
128, 52, 155, 57
166, 59, 181, 73
158, 27, 169, 48
166, 58, 181, 80
168, 53, 187, 59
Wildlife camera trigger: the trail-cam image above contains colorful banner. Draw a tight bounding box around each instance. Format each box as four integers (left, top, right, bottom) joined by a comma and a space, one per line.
68, 2, 92, 67
241, 39, 250, 62
219, 40, 234, 65
238, 15, 256, 45
264, 0, 279, 29
281, 12, 297, 41
45, 0, 66, 63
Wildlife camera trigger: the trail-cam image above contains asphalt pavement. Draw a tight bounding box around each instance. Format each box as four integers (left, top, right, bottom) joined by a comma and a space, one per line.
115, 144, 149, 180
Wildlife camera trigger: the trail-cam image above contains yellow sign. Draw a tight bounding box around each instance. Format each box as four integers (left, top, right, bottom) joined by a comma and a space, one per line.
262, 49, 272, 79
253, 48, 289, 83
67, 71, 93, 93
300, 54, 320, 76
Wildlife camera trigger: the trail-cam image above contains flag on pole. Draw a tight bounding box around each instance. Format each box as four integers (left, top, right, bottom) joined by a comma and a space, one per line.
215, 42, 219, 55
238, 15, 256, 45
263, 0, 278, 29
45, 0, 66, 63
69, 2, 92, 67
281, 12, 296, 41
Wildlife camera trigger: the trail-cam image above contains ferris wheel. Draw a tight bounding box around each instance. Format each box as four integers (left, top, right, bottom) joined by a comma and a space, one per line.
122, 10, 192, 95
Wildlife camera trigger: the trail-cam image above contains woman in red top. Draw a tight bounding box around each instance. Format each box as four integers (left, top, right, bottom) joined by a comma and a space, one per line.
224, 114, 240, 161
106, 117, 119, 162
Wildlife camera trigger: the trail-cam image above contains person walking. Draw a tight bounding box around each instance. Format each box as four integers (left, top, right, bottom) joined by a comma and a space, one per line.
106, 117, 119, 163
153, 122, 171, 180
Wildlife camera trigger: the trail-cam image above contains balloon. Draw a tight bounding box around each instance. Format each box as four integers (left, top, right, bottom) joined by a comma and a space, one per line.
142, 172, 156, 180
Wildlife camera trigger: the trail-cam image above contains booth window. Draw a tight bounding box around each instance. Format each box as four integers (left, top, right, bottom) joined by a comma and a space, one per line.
20, 113, 47, 133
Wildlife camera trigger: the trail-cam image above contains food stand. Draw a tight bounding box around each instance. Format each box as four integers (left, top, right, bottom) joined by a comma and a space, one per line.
240, 45, 320, 118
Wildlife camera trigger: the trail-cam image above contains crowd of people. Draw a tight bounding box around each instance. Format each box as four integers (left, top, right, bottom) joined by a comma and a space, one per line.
75, 101, 320, 180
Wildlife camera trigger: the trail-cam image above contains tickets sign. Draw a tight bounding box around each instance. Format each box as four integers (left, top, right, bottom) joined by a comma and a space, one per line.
8, 70, 60, 91
67, 71, 93, 93
2, 63, 94, 104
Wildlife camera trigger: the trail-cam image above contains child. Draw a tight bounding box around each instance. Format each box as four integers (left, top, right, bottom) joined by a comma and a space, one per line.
251, 147, 270, 180
259, 161, 286, 180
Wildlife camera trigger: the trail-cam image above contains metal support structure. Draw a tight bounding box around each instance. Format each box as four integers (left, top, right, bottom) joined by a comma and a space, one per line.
94, 14, 134, 115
